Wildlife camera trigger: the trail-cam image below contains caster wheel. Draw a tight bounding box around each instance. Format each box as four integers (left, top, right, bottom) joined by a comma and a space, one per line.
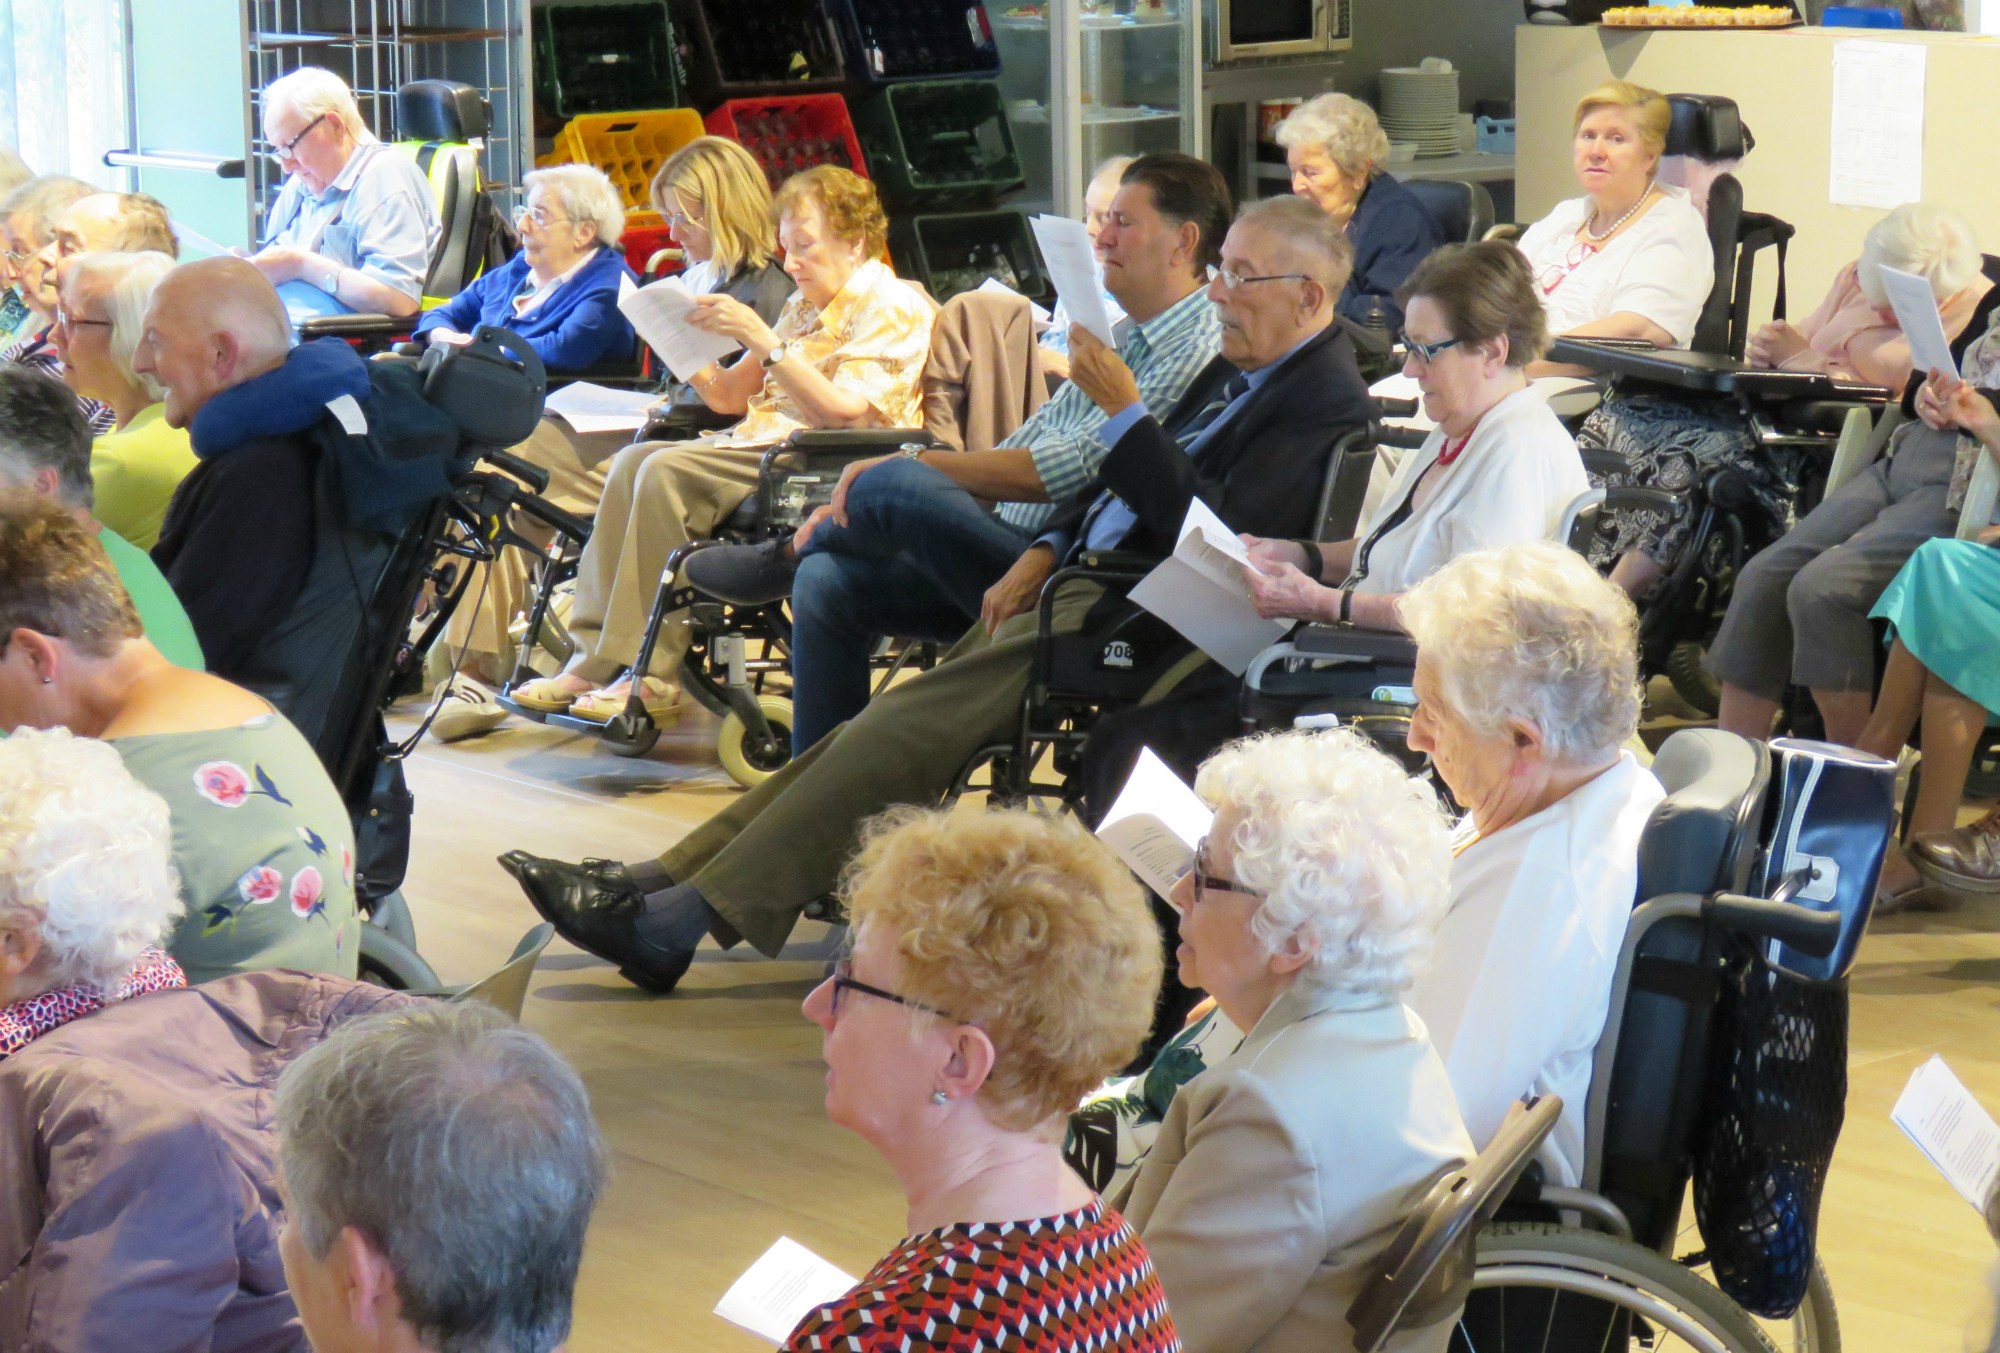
602, 711, 662, 759
718, 695, 795, 789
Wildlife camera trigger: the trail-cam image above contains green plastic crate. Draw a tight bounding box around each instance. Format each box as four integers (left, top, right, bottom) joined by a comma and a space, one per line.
854, 79, 1022, 211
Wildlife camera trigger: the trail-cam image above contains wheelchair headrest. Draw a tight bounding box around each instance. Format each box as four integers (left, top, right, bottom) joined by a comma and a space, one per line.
398, 80, 488, 143
1639, 729, 1769, 899
1400, 178, 1494, 246
1665, 94, 1749, 163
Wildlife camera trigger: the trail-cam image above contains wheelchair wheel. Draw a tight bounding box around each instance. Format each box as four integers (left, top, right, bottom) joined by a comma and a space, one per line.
1676, 1224, 1840, 1353
717, 694, 795, 789
358, 922, 441, 991
1465, 1222, 1778, 1353
1667, 640, 1722, 717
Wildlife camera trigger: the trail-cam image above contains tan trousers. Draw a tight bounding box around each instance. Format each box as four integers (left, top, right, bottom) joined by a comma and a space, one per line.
563, 437, 768, 685
444, 418, 623, 672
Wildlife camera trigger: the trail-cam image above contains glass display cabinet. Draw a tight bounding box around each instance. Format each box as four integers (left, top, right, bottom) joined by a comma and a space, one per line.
990, 0, 1202, 219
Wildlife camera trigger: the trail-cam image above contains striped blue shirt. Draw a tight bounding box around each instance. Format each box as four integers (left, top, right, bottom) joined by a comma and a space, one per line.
997, 284, 1221, 533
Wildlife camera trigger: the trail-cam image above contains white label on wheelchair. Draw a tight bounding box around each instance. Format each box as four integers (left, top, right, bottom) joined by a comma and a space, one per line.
1372, 685, 1417, 704
1101, 640, 1135, 669
1782, 850, 1841, 904
325, 393, 368, 437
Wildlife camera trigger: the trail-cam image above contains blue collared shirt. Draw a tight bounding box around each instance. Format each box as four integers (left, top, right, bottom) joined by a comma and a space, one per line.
263, 140, 442, 302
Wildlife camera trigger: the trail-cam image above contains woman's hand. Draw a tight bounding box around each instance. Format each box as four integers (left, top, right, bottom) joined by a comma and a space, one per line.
1918, 370, 2000, 442
1746, 320, 1809, 369
1066, 326, 1141, 416
1243, 558, 1331, 622
1240, 534, 1311, 577
686, 293, 780, 356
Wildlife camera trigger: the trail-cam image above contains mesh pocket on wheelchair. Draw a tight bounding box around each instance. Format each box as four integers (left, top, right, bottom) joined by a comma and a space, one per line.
1691, 941, 1847, 1320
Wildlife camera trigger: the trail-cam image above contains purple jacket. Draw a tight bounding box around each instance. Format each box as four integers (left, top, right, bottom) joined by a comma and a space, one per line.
0, 971, 417, 1352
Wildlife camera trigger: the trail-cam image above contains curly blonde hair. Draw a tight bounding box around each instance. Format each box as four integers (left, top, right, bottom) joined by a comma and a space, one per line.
772, 165, 888, 261
839, 807, 1163, 1131
1397, 542, 1643, 764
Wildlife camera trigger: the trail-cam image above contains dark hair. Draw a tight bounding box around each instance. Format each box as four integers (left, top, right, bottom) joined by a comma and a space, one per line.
1120, 152, 1233, 273
1398, 241, 1550, 369
0, 491, 141, 659
0, 366, 94, 510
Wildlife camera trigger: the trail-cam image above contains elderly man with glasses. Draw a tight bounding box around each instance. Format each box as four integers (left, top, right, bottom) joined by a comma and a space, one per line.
250, 66, 440, 319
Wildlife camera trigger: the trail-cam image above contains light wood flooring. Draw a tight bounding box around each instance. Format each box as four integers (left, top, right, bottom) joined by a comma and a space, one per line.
392, 698, 2000, 1353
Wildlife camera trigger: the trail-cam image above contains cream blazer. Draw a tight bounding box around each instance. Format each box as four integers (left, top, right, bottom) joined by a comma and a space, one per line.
1112, 983, 1474, 1353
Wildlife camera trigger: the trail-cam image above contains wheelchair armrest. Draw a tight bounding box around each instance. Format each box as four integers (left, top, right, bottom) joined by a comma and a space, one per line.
1071, 549, 1158, 574
297, 312, 416, 342
1292, 623, 1419, 665
1778, 396, 1889, 436
776, 427, 938, 455
1375, 422, 1431, 451
1035, 556, 1156, 639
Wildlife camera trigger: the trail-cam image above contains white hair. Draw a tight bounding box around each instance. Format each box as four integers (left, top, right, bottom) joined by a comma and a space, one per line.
1274, 93, 1391, 180
1856, 202, 1982, 307
1195, 728, 1454, 998
0, 727, 183, 995
65, 250, 175, 403
524, 164, 626, 248
1398, 542, 1643, 765
263, 66, 371, 141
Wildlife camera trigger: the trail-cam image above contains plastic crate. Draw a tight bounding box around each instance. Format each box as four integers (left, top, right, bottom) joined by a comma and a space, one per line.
704, 95, 868, 189
621, 223, 682, 275
545, 108, 706, 228
888, 210, 1046, 304
854, 79, 1021, 209
834, 0, 1001, 84
533, 2, 680, 125
669, 0, 847, 105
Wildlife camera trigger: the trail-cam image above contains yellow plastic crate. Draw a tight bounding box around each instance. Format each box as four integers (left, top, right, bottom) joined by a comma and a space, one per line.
541, 108, 705, 230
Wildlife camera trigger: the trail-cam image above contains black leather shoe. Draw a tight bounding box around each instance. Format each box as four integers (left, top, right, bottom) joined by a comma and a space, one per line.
684, 538, 798, 606
497, 851, 694, 993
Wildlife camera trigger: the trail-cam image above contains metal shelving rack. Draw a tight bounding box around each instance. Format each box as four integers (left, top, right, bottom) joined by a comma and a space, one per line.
245, 0, 530, 230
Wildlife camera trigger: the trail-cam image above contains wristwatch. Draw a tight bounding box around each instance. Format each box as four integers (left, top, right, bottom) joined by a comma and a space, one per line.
760, 342, 791, 370
899, 444, 927, 461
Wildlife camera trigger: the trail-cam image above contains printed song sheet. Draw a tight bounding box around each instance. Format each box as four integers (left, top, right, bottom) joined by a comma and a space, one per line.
1029, 214, 1117, 347
618, 274, 744, 382
1877, 265, 1958, 378
1130, 497, 1290, 674
1828, 40, 1926, 210
714, 1237, 858, 1345
1096, 748, 1214, 901
543, 381, 658, 434
1891, 1055, 2000, 1211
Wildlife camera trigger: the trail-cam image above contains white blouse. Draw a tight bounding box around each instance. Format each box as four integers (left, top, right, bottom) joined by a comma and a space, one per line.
1348, 383, 1589, 595
1516, 186, 1714, 348
1406, 753, 1668, 1186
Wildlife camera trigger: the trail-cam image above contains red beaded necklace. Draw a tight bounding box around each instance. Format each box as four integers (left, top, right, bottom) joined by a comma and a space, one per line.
1436, 432, 1473, 466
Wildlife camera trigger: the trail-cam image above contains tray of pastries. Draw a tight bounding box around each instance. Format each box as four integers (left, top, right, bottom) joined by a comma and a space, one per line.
1600, 5, 1799, 26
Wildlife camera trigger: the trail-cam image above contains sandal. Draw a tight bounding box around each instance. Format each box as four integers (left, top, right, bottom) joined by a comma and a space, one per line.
509, 675, 594, 713
570, 677, 682, 726
1873, 845, 1951, 917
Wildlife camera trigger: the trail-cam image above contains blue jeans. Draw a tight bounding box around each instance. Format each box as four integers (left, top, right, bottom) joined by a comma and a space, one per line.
791, 458, 1031, 749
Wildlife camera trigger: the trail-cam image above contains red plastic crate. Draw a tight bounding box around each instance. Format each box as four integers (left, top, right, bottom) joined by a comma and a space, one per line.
620, 224, 681, 276
703, 94, 869, 190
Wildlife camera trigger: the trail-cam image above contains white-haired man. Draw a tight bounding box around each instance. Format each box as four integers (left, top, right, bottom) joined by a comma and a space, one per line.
252, 65, 441, 317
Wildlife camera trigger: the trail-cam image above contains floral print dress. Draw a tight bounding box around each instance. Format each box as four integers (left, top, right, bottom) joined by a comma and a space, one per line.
113, 714, 360, 985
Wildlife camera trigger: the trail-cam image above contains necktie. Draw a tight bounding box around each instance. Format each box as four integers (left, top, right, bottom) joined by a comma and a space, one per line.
1081, 370, 1256, 555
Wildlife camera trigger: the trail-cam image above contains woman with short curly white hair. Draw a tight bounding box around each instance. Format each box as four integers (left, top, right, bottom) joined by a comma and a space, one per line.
1275, 91, 1440, 328
0, 726, 186, 1057
1112, 727, 1473, 1353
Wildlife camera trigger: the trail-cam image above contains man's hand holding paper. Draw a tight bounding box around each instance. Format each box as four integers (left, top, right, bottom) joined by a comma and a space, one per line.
1066, 325, 1141, 417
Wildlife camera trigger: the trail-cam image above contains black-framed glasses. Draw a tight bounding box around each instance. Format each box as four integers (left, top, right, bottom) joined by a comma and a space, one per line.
1213, 267, 1311, 291
828, 958, 960, 1022
270, 112, 329, 161
1398, 332, 1464, 365
1188, 837, 1262, 907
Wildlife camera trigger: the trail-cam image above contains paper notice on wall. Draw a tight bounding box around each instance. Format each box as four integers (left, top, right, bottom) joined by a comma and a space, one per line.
1891, 1055, 2000, 1211
1828, 40, 1926, 210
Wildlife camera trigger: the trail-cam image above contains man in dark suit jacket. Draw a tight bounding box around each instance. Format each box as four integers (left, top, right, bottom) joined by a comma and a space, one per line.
501, 196, 1378, 994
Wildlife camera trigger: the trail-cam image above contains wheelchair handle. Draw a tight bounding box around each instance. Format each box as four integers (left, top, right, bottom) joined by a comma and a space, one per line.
1374, 396, 1418, 419
1703, 891, 1843, 958
483, 447, 552, 495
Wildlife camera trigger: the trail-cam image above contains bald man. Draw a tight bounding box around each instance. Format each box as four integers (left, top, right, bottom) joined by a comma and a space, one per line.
137, 258, 376, 729
28, 191, 178, 311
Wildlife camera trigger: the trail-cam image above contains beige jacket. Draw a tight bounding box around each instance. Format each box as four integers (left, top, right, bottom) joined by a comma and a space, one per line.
1113, 983, 1473, 1353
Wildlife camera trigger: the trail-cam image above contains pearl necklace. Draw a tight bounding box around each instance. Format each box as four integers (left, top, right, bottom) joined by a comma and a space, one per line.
1581, 179, 1655, 243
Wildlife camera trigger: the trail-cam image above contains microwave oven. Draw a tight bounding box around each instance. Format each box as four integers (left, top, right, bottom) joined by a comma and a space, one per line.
1211, 0, 1352, 63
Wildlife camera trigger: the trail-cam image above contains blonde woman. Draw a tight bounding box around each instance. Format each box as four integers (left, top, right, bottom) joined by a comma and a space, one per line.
1275, 92, 1439, 329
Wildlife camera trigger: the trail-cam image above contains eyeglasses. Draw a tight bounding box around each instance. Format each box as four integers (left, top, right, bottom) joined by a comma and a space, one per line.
55, 307, 110, 332
1398, 333, 1465, 365
513, 205, 574, 230
1186, 837, 1262, 907
1213, 267, 1311, 291
1533, 239, 1600, 299
662, 206, 702, 231
269, 112, 329, 162
828, 958, 961, 1022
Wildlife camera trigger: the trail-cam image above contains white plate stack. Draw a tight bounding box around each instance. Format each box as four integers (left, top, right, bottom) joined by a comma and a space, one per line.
1379, 61, 1460, 159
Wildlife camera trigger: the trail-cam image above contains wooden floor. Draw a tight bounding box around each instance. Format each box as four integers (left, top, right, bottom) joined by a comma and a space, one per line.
393, 698, 2000, 1353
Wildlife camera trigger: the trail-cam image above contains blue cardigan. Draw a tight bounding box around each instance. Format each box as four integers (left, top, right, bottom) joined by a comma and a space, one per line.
415, 246, 638, 373
1339, 173, 1442, 331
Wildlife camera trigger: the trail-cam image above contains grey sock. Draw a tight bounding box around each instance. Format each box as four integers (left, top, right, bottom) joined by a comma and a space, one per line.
626, 859, 674, 894
634, 880, 719, 954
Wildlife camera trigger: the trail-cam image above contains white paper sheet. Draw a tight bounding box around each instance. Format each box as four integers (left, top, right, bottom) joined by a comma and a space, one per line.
170, 221, 237, 258
1877, 265, 1958, 379
1029, 214, 1117, 348
1828, 40, 1926, 210
713, 1237, 858, 1345
1130, 499, 1290, 675
542, 381, 658, 434
1891, 1055, 2000, 1211
617, 274, 744, 382
977, 275, 1054, 333
1097, 748, 1214, 901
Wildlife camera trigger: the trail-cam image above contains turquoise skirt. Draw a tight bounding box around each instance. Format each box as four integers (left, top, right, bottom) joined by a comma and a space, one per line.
1871, 538, 2000, 715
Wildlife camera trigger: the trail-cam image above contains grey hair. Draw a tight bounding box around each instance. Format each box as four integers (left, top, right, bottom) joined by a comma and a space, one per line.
1235, 194, 1355, 297
0, 365, 94, 510
1195, 728, 1454, 998
0, 175, 94, 249
524, 164, 626, 248
0, 146, 32, 201
263, 66, 371, 141
1855, 201, 1982, 307
1398, 541, 1643, 764
0, 727, 183, 995
1275, 92, 1391, 180
273, 1001, 607, 1353
64, 251, 175, 403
